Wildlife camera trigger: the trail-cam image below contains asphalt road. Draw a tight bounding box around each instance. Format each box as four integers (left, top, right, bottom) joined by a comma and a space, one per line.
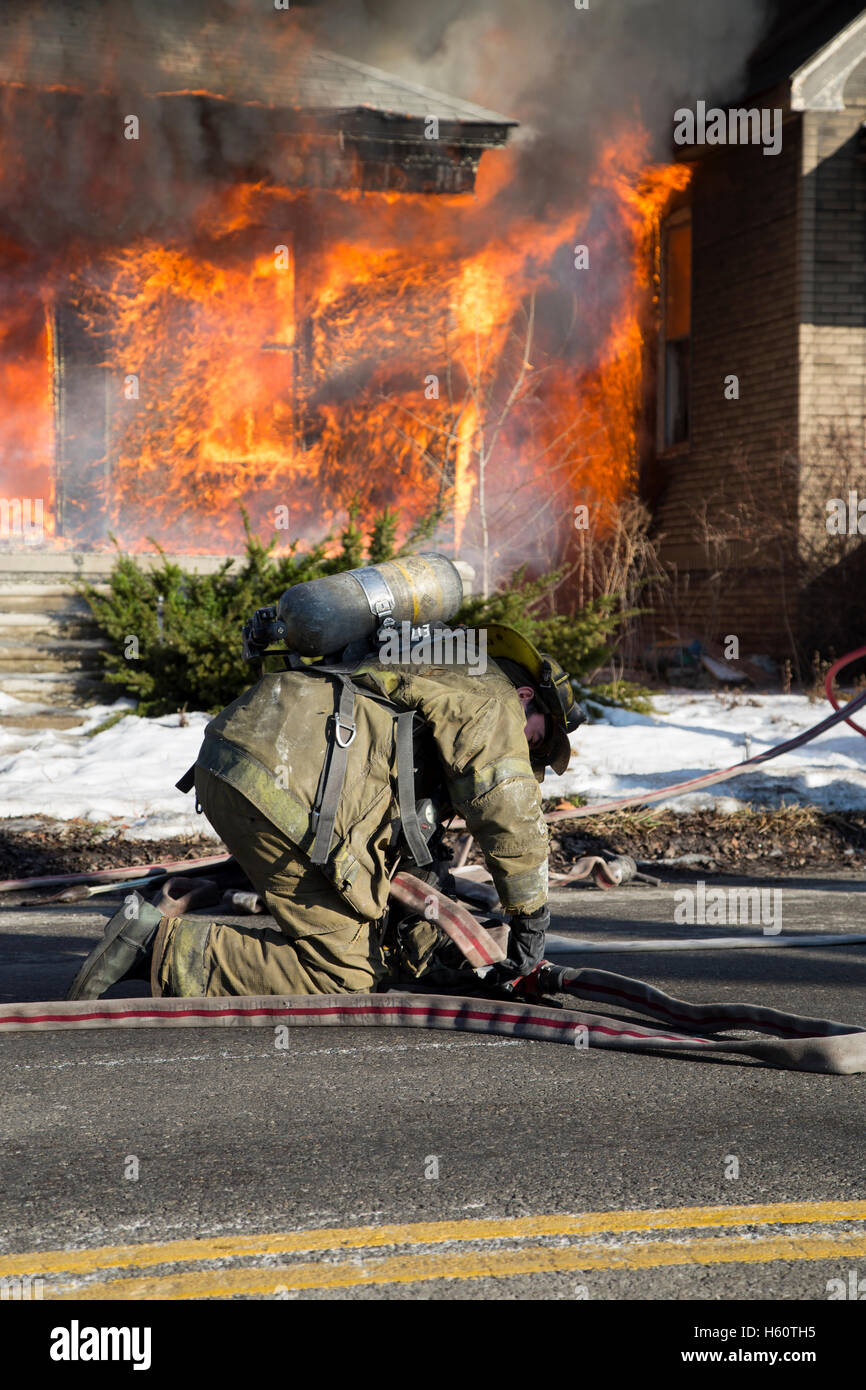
2, 871, 866, 1301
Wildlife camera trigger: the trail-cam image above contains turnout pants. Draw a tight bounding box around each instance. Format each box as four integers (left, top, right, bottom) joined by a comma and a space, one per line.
152, 768, 389, 998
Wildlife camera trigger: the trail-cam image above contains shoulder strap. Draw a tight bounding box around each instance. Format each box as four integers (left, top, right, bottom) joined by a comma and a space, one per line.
395, 711, 433, 867
309, 675, 357, 866
178, 658, 433, 870
307, 666, 432, 870
176, 764, 196, 794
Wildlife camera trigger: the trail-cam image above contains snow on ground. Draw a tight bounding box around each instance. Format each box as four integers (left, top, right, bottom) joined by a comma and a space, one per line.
551, 691, 866, 814
0, 690, 864, 839
0, 699, 219, 841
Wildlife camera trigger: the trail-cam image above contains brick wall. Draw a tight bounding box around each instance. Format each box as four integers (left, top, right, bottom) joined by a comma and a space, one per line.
651, 113, 802, 656
798, 103, 866, 535
796, 96, 866, 658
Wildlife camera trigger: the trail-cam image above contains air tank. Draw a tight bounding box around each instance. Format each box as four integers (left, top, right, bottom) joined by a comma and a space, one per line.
276, 553, 464, 657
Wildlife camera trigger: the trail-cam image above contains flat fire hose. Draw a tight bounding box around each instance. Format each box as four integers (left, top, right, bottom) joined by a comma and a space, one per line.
2, 873, 865, 1073
2, 974, 864, 1073
545, 931, 866, 953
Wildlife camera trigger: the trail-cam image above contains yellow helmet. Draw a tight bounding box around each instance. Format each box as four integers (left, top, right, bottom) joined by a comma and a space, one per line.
485, 623, 585, 775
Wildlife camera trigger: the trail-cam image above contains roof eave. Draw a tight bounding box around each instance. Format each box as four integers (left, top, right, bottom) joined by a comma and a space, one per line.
790, 9, 866, 111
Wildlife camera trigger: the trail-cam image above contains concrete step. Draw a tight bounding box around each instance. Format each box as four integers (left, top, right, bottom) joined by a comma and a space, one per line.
0, 660, 106, 675
0, 595, 93, 609
0, 554, 233, 578
0, 617, 101, 642
0, 672, 111, 701
0, 637, 108, 675
0, 584, 102, 599
0, 712, 89, 731
0, 636, 109, 654
0, 605, 99, 627
0, 594, 101, 622
0, 596, 103, 607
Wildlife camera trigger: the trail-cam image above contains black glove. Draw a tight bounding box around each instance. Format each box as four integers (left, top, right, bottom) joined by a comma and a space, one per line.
503, 905, 550, 978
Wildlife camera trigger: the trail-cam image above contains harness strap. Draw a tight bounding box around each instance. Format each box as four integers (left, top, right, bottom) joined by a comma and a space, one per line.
176, 764, 196, 794
309, 677, 357, 866
395, 713, 432, 867
303, 661, 431, 870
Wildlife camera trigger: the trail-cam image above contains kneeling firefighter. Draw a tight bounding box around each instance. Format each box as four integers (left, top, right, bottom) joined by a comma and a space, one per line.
66, 554, 584, 1003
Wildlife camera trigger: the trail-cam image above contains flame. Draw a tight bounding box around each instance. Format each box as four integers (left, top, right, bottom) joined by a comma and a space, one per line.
0, 256, 55, 542
0, 63, 690, 571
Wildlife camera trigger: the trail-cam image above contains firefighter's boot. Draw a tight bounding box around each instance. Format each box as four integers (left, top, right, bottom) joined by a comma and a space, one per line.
65, 891, 164, 1001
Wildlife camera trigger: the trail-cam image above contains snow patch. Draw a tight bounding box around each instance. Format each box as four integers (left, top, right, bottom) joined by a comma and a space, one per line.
0, 689, 863, 838
544, 691, 866, 814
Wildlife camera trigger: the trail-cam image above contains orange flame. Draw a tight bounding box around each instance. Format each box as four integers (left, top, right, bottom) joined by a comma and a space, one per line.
0, 82, 690, 571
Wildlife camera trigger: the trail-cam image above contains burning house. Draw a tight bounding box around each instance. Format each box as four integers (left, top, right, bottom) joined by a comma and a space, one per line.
0, 5, 521, 555
0, 1, 688, 574
3, 0, 856, 706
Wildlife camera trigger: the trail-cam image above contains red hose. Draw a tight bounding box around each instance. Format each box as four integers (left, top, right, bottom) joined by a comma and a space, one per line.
824, 644, 866, 738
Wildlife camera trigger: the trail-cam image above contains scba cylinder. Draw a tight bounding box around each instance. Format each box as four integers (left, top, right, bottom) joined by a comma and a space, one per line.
276, 553, 464, 657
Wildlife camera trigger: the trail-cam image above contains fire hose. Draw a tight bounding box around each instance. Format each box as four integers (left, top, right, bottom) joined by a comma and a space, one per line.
2, 866, 865, 1070
2, 967, 864, 1073
1, 649, 865, 1071
825, 647, 866, 738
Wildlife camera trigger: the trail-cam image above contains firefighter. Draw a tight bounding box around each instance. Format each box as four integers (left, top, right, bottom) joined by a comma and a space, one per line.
65, 624, 583, 1002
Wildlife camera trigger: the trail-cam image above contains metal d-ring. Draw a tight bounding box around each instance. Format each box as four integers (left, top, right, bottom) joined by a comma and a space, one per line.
334, 718, 356, 748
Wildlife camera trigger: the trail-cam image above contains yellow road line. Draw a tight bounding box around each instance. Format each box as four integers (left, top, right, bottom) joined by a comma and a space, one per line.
3, 1201, 865, 1280
48, 1230, 866, 1300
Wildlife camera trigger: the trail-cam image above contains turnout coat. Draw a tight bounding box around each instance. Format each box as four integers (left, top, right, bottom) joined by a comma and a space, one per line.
194, 656, 549, 924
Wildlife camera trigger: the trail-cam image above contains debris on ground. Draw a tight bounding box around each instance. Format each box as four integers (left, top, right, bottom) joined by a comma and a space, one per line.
452, 806, 866, 878
0, 823, 216, 884
1, 806, 864, 902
